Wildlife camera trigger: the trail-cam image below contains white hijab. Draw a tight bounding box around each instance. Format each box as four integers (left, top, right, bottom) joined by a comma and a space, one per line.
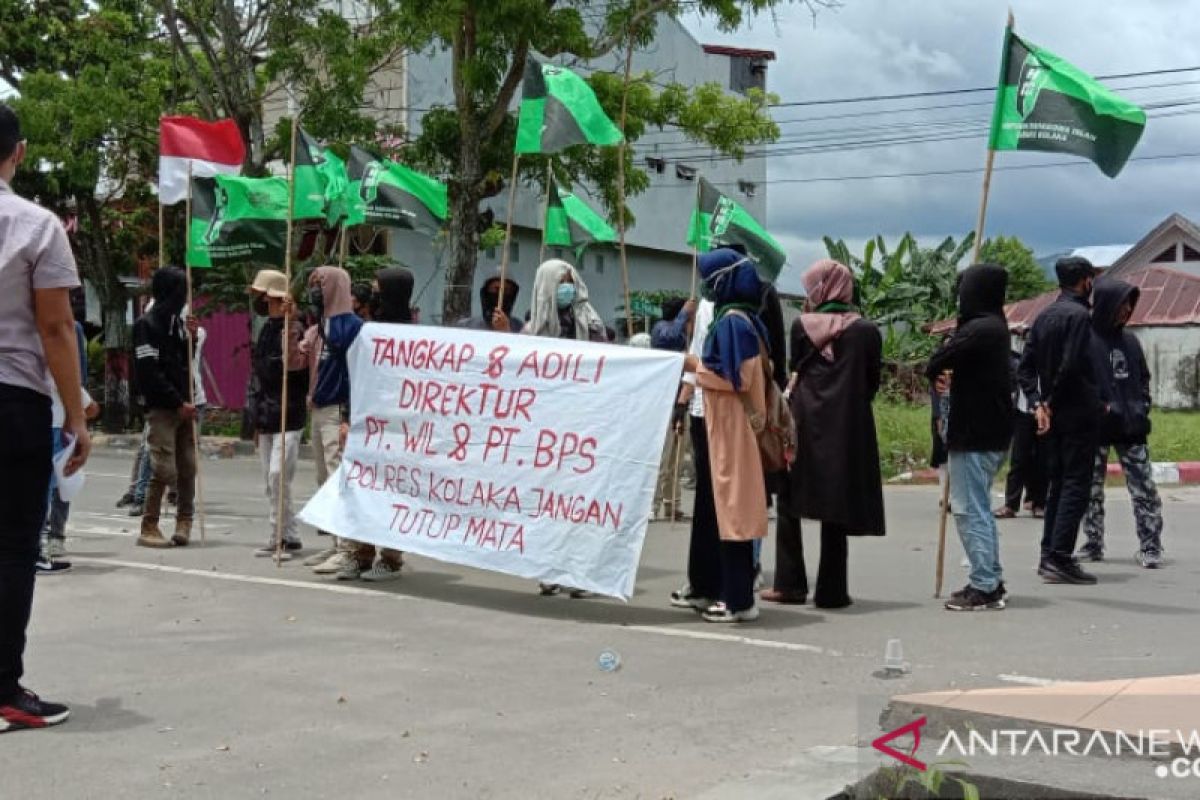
527, 259, 604, 340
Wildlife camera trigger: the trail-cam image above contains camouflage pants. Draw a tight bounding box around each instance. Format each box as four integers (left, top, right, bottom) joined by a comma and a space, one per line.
1082, 444, 1163, 555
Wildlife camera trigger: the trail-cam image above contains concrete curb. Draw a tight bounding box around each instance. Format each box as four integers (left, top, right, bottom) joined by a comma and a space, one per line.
91, 433, 314, 461
889, 462, 1200, 487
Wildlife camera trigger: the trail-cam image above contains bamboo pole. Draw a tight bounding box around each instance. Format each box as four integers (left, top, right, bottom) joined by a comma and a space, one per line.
158, 201, 166, 270
538, 161, 552, 266
496, 153, 521, 311
183, 162, 207, 545
689, 177, 701, 298
275, 114, 301, 566
615, 29, 635, 339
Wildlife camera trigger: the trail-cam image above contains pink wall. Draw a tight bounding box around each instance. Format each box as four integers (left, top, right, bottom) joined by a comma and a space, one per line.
199, 310, 252, 410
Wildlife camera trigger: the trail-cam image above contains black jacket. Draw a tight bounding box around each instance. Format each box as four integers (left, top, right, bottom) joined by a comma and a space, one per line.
134, 268, 191, 411
1018, 290, 1101, 434
251, 317, 309, 433
1090, 280, 1152, 445
926, 263, 1013, 453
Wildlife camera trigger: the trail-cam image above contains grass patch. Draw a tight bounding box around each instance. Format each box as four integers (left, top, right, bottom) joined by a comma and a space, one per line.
871, 403, 1200, 479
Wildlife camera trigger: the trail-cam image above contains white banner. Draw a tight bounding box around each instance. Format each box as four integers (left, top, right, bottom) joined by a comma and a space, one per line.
299, 323, 683, 599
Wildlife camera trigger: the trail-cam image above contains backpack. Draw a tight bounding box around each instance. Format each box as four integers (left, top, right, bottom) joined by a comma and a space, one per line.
729, 311, 796, 473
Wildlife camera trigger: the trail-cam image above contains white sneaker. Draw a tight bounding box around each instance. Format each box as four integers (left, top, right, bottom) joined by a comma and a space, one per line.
303, 547, 338, 567
312, 552, 354, 575
48, 540, 67, 558
702, 602, 760, 623
361, 561, 402, 582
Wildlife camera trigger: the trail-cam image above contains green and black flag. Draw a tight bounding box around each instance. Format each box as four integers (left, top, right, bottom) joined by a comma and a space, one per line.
988, 29, 1146, 177
186, 175, 311, 268
686, 177, 787, 281
345, 145, 447, 231
544, 181, 617, 254
292, 128, 348, 223
515, 59, 624, 154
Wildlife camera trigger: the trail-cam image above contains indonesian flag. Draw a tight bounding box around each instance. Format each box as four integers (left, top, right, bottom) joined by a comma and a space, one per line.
158, 116, 245, 205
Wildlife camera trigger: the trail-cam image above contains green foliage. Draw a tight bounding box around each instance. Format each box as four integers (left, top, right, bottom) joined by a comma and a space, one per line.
879, 761, 978, 800
979, 235, 1051, 302
1147, 410, 1200, 462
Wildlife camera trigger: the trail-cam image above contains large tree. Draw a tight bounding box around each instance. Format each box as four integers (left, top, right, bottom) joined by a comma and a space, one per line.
979, 234, 1052, 302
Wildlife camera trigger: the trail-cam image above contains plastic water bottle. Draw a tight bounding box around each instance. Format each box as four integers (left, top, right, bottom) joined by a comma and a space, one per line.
883, 639, 908, 676
597, 649, 622, 673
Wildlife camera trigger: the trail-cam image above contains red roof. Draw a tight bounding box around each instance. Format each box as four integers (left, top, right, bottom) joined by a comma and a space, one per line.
929, 266, 1200, 335
702, 44, 777, 61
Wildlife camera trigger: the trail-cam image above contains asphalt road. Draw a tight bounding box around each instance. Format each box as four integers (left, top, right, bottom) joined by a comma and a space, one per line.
8, 451, 1200, 799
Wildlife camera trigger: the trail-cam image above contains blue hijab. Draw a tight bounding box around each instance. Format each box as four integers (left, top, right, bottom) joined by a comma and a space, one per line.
700, 248, 769, 389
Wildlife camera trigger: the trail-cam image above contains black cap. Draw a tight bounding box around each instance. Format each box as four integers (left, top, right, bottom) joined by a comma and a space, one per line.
0, 103, 21, 162
1055, 256, 1097, 287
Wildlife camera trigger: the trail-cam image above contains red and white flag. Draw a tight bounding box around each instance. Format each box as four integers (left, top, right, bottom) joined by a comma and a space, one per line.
158, 116, 245, 205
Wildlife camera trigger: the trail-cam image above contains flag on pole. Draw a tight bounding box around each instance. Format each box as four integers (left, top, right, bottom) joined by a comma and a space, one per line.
186, 175, 321, 268
345, 146, 447, 231
686, 177, 787, 281
515, 59, 624, 154
988, 30, 1146, 177
544, 181, 616, 253
159, 116, 245, 205
293, 128, 347, 223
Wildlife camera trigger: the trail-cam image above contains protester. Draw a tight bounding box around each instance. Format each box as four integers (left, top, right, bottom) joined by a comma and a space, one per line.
652, 297, 696, 522
926, 264, 1014, 611
188, 310, 208, 434
346, 267, 411, 582
1080, 279, 1164, 568
133, 267, 198, 548
756, 280, 788, 592
460, 270, 524, 333
995, 327, 1046, 519
773, 259, 884, 609
351, 281, 373, 321
248, 270, 308, 560
0, 101, 90, 732
680, 248, 771, 623
300, 266, 364, 575
527, 259, 606, 342
1018, 256, 1102, 585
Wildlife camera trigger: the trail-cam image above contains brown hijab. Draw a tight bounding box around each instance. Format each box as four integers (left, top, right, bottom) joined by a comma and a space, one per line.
800, 259, 861, 361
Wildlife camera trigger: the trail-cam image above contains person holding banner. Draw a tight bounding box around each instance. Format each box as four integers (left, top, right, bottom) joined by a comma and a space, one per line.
459, 269, 524, 334
300, 266, 364, 577
681, 248, 771, 623
775, 260, 884, 610
527, 259, 606, 343
248, 270, 308, 560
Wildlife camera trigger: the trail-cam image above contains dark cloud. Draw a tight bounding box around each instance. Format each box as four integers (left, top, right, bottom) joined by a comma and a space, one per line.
684, 0, 1200, 269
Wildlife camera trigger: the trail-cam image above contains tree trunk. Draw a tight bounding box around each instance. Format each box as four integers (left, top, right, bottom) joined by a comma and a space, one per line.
442, 131, 485, 324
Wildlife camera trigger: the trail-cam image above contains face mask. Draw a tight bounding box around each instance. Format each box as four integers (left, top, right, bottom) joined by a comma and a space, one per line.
252, 296, 270, 317
308, 286, 324, 315
556, 283, 577, 310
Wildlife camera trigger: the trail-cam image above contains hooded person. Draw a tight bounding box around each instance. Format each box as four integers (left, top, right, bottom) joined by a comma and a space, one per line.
1080, 279, 1163, 567
777, 259, 883, 610
132, 266, 198, 549
460, 270, 523, 333
926, 263, 1014, 611
298, 265, 365, 575
527, 259, 606, 342
679, 248, 771, 623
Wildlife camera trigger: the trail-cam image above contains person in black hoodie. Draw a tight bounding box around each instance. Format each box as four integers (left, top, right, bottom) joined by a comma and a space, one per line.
248, 270, 309, 560
459, 269, 523, 333
133, 267, 197, 549
1018, 256, 1102, 585
926, 263, 1014, 611
1079, 279, 1164, 568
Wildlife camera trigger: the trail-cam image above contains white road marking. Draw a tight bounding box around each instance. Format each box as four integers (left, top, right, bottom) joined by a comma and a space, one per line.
996, 673, 1058, 687
624, 625, 841, 656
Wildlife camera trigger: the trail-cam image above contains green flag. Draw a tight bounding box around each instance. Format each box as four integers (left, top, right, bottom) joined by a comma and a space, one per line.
544, 181, 616, 252
515, 59, 623, 154
988, 29, 1146, 178
292, 128, 337, 221
345, 145, 447, 230
319, 147, 352, 227
186, 175, 298, 268
686, 177, 786, 281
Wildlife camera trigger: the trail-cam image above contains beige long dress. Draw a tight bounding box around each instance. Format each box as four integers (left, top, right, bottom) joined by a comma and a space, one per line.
698, 356, 769, 542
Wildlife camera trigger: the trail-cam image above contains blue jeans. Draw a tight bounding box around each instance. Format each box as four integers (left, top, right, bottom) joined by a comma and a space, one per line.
949, 450, 1006, 593
42, 428, 70, 553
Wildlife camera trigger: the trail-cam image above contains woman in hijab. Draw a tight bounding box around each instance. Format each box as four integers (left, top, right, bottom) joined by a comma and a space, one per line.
681, 248, 771, 623
527, 259, 606, 342
772, 259, 884, 610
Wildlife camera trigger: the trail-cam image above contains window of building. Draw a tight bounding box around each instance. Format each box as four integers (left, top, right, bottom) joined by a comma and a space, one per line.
509, 240, 519, 264
1183, 244, 1200, 261
1152, 244, 1178, 263
594, 253, 605, 274
485, 247, 496, 260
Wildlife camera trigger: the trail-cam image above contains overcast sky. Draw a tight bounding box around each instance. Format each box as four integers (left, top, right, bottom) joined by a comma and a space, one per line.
683, 0, 1200, 275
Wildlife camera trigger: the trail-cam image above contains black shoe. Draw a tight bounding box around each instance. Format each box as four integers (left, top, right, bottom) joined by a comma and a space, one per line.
167, 490, 178, 506
945, 585, 1005, 611
1041, 557, 1098, 585
1077, 545, 1105, 563
0, 688, 70, 733
997, 581, 1008, 600
35, 558, 72, 576
115, 492, 134, 509
127, 502, 144, 517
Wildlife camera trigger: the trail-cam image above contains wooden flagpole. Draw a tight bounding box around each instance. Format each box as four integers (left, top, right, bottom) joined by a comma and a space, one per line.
936, 8, 1014, 598
496, 153, 521, 312
158, 202, 166, 270
538, 161, 552, 266
275, 113, 301, 566
615, 28, 635, 339
689, 176, 701, 299
183, 162, 207, 545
